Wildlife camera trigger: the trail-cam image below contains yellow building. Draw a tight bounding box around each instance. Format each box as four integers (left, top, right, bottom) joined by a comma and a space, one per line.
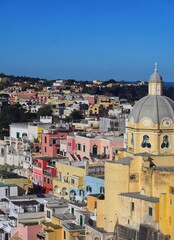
86, 66, 174, 240
53, 162, 104, 201
39, 207, 85, 240
53, 161, 86, 200
159, 185, 174, 239
87, 194, 105, 228
72, 119, 99, 132
88, 103, 112, 116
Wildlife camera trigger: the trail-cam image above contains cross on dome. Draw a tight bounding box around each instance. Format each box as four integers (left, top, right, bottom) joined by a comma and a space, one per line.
154, 62, 158, 72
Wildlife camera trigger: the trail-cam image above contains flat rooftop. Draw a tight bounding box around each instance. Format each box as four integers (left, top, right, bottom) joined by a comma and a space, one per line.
12, 200, 39, 206
108, 156, 133, 166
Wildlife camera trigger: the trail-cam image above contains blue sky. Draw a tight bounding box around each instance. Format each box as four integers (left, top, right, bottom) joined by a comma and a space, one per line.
1, 0, 174, 81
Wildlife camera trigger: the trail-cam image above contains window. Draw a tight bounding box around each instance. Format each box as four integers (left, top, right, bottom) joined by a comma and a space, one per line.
52, 139, 56, 145
47, 210, 51, 218
86, 186, 92, 193
62, 188, 68, 196
44, 147, 47, 153
38, 162, 41, 168
131, 202, 134, 211
64, 231, 66, 240
79, 189, 84, 196
100, 187, 105, 194
141, 135, 151, 148
149, 207, 153, 216
94, 201, 97, 209
71, 179, 75, 185
47, 178, 50, 184
1, 148, 4, 155
80, 215, 83, 226
16, 132, 20, 138
44, 136, 47, 143
38, 175, 41, 182
44, 177, 46, 182
5, 188, 8, 197
71, 207, 74, 215
78, 144, 81, 151
35, 174, 38, 182
83, 145, 86, 152
57, 149, 60, 154
170, 187, 174, 193
68, 142, 71, 146
170, 199, 172, 205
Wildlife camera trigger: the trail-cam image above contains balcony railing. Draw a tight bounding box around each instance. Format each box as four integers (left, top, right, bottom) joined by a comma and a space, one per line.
43, 170, 52, 176
85, 216, 97, 227
90, 153, 110, 159
62, 222, 84, 231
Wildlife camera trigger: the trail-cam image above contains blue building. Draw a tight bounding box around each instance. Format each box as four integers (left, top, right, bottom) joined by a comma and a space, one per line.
69, 175, 104, 202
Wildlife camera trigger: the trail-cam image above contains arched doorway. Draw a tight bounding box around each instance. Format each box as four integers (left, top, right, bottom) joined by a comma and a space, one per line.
92, 145, 98, 156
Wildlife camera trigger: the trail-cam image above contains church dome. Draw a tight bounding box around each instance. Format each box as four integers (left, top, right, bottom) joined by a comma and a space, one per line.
129, 95, 174, 124
128, 64, 174, 124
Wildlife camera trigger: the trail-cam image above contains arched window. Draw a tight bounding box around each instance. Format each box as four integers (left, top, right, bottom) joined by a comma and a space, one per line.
79, 189, 84, 197
69, 190, 76, 197
141, 135, 151, 148
54, 185, 60, 194
161, 135, 170, 149
140, 188, 145, 195
62, 187, 68, 196
86, 185, 92, 193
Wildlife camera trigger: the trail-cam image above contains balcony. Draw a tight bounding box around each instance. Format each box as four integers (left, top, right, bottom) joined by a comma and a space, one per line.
43, 170, 52, 176
62, 222, 84, 232
18, 211, 45, 222
85, 216, 97, 227
90, 153, 110, 159
46, 162, 56, 168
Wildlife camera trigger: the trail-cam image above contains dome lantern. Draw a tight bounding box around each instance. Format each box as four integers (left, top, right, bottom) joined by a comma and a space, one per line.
148, 63, 163, 96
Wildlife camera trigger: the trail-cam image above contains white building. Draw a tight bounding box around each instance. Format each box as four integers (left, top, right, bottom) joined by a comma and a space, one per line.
10, 123, 28, 140
0, 183, 18, 198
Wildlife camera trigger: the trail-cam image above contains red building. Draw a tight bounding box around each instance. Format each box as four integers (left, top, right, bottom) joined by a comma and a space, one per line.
33, 157, 57, 194
41, 129, 73, 157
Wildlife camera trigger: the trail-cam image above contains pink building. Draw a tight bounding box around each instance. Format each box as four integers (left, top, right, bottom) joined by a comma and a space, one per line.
67, 133, 124, 162
83, 95, 95, 105
33, 157, 57, 193
41, 130, 73, 157
10, 223, 42, 240
67, 135, 76, 152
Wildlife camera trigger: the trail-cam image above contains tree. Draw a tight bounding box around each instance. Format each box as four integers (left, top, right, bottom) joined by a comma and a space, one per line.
37, 105, 53, 119
69, 109, 84, 121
